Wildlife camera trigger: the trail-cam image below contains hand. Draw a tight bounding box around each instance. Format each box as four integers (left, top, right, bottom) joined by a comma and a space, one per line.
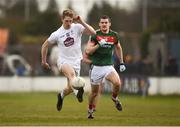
119, 63, 126, 72
74, 16, 83, 24
41, 62, 51, 70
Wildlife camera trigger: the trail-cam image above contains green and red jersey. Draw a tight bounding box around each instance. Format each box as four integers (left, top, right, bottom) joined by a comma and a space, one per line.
90, 30, 121, 66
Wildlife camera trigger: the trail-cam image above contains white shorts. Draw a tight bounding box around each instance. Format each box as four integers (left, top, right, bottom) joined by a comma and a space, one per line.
90, 65, 116, 85
57, 58, 81, 76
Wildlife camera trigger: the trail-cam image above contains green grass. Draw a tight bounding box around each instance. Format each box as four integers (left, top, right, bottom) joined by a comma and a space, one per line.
0, 92, 180, 126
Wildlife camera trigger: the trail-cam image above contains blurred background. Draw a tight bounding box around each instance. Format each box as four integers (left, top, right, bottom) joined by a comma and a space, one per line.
0, 0, 180, 95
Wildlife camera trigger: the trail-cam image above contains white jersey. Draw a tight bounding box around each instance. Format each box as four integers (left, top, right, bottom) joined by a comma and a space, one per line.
48, 23, 85, 61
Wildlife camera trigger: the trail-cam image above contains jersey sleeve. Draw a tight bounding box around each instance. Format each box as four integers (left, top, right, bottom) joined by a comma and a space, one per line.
90, 35, 98, 44
47, 31, 58, 44
114, 32, 121, 44
75, 23, 85, 34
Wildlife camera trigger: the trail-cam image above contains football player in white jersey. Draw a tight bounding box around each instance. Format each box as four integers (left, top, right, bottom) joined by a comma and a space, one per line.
41, 9, 96, 111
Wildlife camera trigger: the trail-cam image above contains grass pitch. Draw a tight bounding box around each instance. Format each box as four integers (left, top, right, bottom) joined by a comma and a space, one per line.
0, 92, 180, 126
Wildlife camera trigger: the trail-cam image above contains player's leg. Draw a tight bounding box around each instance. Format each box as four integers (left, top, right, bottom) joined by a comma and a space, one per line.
61, 64, 84, 103
106, 69, 122, 111
51, 65, 59, 76
92, 81, 105, 111
72, 66, 84, 103
88, 84, 99, 119
61, 63, 78, 95
88, 65, 104, 118
56, 63, 76, 111
90, 78, 109, 112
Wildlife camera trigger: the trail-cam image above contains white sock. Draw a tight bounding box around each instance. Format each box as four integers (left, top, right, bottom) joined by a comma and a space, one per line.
88, 109, 94, 113
112, 96, 118, 101
61, 90, 64, 98
72, 88, 78, 96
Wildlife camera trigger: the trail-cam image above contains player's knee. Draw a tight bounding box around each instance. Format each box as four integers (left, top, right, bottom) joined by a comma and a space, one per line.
69, 73, 76, 80
113, 80, 121, 87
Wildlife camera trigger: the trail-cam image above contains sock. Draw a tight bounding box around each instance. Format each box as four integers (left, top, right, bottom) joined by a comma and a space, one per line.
72, 88, 78, 96
89, 104, 93, 110
61, 90, 64, 99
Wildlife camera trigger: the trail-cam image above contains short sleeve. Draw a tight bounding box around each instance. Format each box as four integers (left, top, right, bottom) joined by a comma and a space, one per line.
75, 24, 85, 34
90, 35, 98, 44
115, 32, 121, 44
47, 31, 58, 44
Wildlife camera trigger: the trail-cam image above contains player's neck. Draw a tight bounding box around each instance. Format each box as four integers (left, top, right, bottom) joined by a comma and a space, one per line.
63, 24, 71, 30
101, 29, 109, 34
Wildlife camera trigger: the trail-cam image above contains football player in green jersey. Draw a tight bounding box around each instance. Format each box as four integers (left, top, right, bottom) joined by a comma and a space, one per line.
85, 15, 126, 119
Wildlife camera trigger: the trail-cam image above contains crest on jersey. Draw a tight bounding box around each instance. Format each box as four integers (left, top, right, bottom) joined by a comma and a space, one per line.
64, 37, 74, 47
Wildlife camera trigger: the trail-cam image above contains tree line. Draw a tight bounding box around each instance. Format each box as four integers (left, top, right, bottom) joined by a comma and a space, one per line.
0, 0, 180, 39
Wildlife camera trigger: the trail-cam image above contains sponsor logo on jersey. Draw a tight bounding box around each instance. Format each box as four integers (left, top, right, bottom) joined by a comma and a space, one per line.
96, 36, 115, 44
64, 37, 74, 47
97, 36, 114, 48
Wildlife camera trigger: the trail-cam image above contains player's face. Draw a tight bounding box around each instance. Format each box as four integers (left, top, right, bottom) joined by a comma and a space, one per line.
99, 18, 111, 33
62, 16, 73, 29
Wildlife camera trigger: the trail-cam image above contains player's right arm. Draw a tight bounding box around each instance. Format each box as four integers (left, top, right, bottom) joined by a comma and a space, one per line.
85, 35, 99, 54
85, 40, 99, 55
82, 52, 92, 64
41, 31, 58, 70
83, 40, 93, 64
41, 39, 51, 69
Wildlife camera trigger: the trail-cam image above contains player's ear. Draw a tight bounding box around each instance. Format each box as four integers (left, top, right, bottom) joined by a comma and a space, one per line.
109, 22, 111, 27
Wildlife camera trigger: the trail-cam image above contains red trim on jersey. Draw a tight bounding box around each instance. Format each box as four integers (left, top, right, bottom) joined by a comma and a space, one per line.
96, 35, 116, 44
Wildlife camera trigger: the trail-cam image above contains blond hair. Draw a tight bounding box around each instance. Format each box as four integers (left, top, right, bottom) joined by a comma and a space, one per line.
62, 9, 74, 19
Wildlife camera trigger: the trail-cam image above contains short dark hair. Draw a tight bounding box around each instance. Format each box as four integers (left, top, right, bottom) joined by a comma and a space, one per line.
100, 15, 111, 23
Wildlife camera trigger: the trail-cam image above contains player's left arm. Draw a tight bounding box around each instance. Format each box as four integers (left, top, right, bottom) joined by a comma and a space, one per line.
115, 42, 126, 72
74, 16, 96, 35
114, 33, 124, 63
114, 42, 124, 64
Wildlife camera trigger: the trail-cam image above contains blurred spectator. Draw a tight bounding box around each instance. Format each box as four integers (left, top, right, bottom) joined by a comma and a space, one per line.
124, 54, 135, 74
138, 75, 150, 97
5, 54, 32, 76
49, 45, 59, 76
164, 56, 178, 76
142, 54, 153, 75
156, 49, 162, 74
